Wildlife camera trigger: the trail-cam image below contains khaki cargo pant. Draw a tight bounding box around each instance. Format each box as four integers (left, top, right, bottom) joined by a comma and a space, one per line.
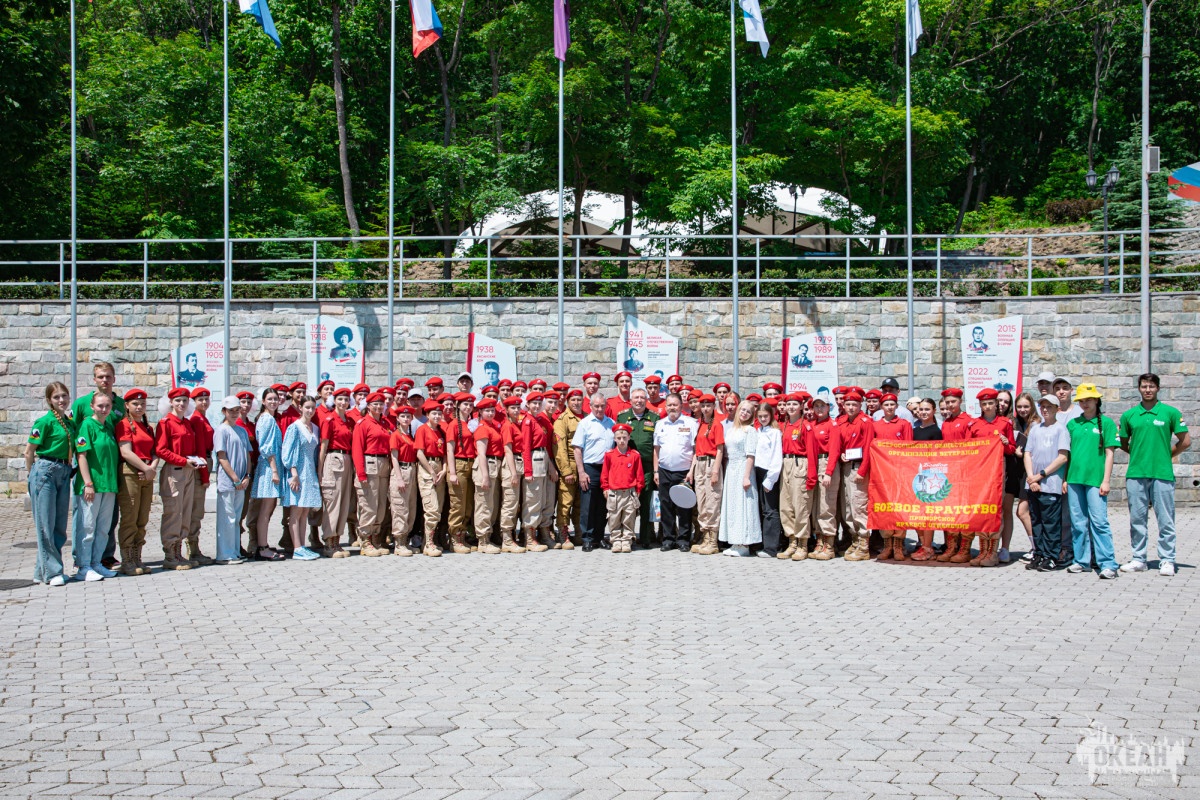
779, 456, 812, 543
556, 474, 581, 531
356, 454, 391, 537
838, 460, 868, 539
694, 458, 723, 535
521, 451, 554, 529
418, 458, 446, 536
186, 468, 208, 538
159, 466, 194, 554
606, 488, 639, 545
813, 455, 841, 538
388, 462, 418, 539
473, 457, 501, 540
448, 458, 475, 535
118, 466, 154, 550
500, 457, 523, 534
320, 451, 354, 540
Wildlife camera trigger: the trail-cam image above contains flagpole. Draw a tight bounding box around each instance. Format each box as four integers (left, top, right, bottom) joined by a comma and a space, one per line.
904, 0, 915, 395
69, 0, 78, 396
730, 0, 740, 393
556, 58, 565, 382
223, 0, 232, 392
387, 0, 396, 385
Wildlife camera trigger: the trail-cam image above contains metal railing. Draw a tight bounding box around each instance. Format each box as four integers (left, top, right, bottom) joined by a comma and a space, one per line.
2, 227, 1199, 300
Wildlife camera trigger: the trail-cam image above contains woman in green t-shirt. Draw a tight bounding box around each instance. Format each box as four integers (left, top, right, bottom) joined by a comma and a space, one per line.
25, 382, 76, 586
72, 392, 121, 581
1064, 383, 1120, 579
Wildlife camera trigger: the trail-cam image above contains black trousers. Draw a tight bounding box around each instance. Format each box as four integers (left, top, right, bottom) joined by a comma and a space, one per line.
755, 466, 782, 555
657, 468, 692, 546
579, 463, 606, 544
637, 468, 657, 548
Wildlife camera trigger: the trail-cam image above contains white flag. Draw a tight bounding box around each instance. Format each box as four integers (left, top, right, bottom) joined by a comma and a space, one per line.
740, 0, 769, 58
907, 0, 923, 55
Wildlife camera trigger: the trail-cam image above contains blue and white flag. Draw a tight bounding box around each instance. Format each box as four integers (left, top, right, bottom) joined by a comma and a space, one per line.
739, 0, 768, 58
237, 0, 281, 47
907, 0, 923, 55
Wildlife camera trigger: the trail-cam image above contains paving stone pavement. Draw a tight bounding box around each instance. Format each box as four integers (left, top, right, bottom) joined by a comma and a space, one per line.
0, 497, 1196, 799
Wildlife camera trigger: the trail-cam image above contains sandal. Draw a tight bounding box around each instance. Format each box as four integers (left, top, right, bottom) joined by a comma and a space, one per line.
255, 547, 285, 561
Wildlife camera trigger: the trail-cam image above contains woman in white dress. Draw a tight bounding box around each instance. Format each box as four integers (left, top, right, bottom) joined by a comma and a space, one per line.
719, 400, 760, 556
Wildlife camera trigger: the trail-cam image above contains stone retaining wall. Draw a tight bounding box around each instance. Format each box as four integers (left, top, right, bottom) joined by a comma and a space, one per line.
2, 294, 1197, 501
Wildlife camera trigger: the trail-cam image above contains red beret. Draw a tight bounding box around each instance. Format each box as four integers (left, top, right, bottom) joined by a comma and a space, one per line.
699, 394, 716, 403
453, 392, 474, 403
552, 382, 570, 392
333, 388, 351, 397
764, 397, 780, 407
643, 375, 662, 385
189, 387, 210, 399
833, 386, 848, 394
682, 385, 695, 393
497, 379, 513, 389
581, 372, 602, 382
424, 376, 444, 387
865, 389, 883, 400
380, 386, 395, 396
353, 383, 370, 394
422, 400, 442, 414
366, 392, 385, 403
168, 387, 191, 400
512, 381, 528, 390
525, 391, 543, 403
763, 382, 783, 393
475, 398, 496, 410
567, 388, 584, 399
270, 383, 289, 393
844, 391, 864, 403
713, 382, 731, 392
288, 381, 306, 392
942, 388, 964, 398
235, 391, 255, 400
123, 388, 148, 402
482, 385, 499, 395
530, 379, 547, 389
614, 371, 633, 381
667, 375, 683, 383
746, 393, 763, 402
612, 424, 633, 434
796, 392, 812, 402
396, 378, 414, 389
542, 391, 559, 400
317, 380, 335, 391
976, 388, 999, 401
881, 393, 899, 403
502, 396, 522, 407
395, 404, 415, 414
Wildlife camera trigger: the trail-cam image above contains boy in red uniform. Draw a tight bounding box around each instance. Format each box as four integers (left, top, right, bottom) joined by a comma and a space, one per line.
778, 393, 813, 560
871, 392, 913, 561
471, 399, 505, 553
388, 404, 418, 556
805, 397, 838, 560
937, 387, 981, 563
520, 392, 558, 551
601, 424, 645, 553
498, 396, 526, 552
830, 391, 875, 561
971, 387, 1016, 567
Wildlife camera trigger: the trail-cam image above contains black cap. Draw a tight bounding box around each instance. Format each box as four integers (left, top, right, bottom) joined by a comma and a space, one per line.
880, 377, 900, 390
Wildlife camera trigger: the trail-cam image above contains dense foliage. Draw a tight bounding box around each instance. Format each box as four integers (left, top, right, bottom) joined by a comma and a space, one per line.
2, 0, 1198, 269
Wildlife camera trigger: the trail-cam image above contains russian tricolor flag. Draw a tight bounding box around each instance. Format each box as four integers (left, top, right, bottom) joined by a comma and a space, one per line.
237, 0, 281, 47
411, 0, 443, 58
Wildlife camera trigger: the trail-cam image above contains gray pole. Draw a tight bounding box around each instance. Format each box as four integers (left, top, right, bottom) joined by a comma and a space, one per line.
1139, 0, 1155, 373
904, 0, 915, 394
69, 0, 77, 396
387, 0, 396, 384
730, 0, 739, 391
223, 0, 231, 391
557, 58, 565, 382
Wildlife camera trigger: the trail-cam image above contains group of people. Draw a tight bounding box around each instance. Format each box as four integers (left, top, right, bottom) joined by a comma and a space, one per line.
24, 362, 1188, 585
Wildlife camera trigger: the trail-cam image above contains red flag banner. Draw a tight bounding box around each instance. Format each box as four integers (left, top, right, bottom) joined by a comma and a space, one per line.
867, 438, 1004, 533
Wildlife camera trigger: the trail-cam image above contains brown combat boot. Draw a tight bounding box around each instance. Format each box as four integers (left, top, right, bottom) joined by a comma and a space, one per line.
325, 536, 349, 558
893, 534, 910, 561
778, 536, 796, 559
936, 533, 961, 563
980, 534, 1001, 567
951, 534, 975, 564
422, 529, 442, 557
791, 535, 810, 561
450, 530, 472, 554
361, 533, 385, 557
501, 529, 525, 553
119, 547, 140, 576
876, 535, 895, 561
131, 545, 150, 574
558, 527, 575, 550
186, 536, 214, 566
478, 532, 502, 554
970, 534, 989, 566
525, 526, 548, 552
696, 529, 719, 555
162, 541, 192, 571
844, 533, 870, 561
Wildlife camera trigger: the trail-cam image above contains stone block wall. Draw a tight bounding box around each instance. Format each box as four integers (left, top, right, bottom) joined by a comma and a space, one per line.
2, 294, 1197, 501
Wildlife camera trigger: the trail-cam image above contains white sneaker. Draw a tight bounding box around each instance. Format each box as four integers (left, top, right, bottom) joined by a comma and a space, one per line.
724, 546, 750, 557
998, 547, 1011, 563
90, 563, 117, 578
1159, 562, 1176, 577
1120, 560, 1148, 573
75, 568, 103, 582
1066, 563, 1085, 573
48, 575, 66, 587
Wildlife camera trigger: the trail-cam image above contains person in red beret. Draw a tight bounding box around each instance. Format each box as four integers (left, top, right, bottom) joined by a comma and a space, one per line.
667, 375, 684, 396
424, 376, 445, 402
415, 399, 448, 556
183, 387, 216, 566
971, 387, 1016, 567
444, 392, 477, 555
498, 396, 527, 552
317, 388, 355, 558
520, 391, 559, 551
606, 371, 634, 418
777, 391, 813, 560
470, 398, 505, 554
155, 387, 202, 570
601, 423, 644, 553
386, 403, 419, 557
937, 387, 983, 563
553, 388, 586, 548
351, 392, 393, 557
826, 391, 875, 561
864, 388, 882, 419
804, 396, 839, 561
643, 375, 665, 414
315, 380, 336, 428
871, 392, 913, 562
114, 388, 158, 575
688, 393, 724, 555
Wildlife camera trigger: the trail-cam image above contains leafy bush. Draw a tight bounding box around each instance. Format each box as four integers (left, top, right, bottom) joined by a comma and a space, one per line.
1044, 198, 1102, 224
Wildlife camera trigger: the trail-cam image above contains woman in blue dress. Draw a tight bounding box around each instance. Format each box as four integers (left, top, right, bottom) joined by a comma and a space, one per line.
281, 396, 322, 560
719, 400, 761, 557
251, 388, 285, 561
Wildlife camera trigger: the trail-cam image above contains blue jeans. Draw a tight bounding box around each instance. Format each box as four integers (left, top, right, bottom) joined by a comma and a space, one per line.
72, 492, 116, 570
29, 459, 72, 583
216, 490, 245, 561
1065, 484, 1118, 572
1126, 478, 1176, 565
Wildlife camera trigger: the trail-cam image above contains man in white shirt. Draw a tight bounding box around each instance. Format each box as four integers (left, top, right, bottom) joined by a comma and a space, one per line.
1051, 376, 1081, 561
653, 394, 700, 552
572, 393, 616, 551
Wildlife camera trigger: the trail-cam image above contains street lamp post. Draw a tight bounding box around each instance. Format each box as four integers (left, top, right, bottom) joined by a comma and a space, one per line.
1086, 164, 1120, 293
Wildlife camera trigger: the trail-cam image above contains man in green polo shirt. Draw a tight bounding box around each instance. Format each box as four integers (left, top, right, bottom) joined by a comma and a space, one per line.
71, 361, 127, 569
1118, 372, 1190, 577
617, 388, 659, 549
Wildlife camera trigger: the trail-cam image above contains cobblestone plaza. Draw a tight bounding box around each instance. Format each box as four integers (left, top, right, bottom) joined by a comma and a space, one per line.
0, 500, 1194, 799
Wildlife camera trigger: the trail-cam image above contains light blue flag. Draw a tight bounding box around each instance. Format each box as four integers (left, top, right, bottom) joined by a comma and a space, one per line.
908, 0, 923, 55
237, 0, 282, 47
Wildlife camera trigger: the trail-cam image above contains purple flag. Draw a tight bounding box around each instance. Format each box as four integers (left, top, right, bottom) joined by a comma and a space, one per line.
553, 0, 570, 61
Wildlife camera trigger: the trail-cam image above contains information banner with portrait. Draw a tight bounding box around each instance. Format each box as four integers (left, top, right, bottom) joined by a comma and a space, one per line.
960, 315, 1023, 415
466, 333, 517, 387
306, 316, 366, 390
782, 332, 839, 405
170, 332, 227, 424
621, 316, 678, 388
867, 438, 1004, 533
